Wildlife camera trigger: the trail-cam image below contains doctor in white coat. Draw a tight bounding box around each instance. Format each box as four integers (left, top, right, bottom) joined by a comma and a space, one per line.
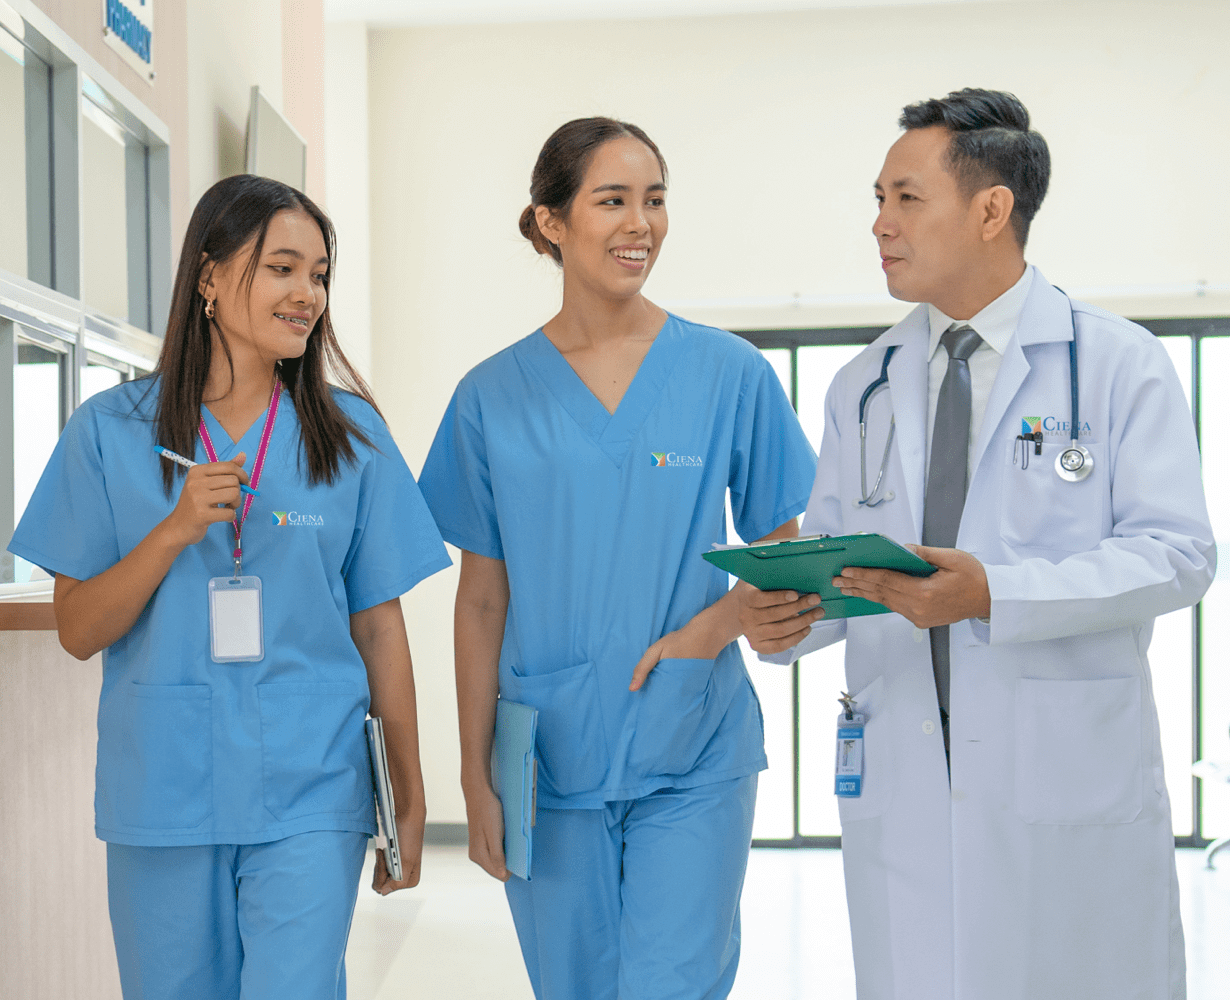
745, 89, 1216, 1000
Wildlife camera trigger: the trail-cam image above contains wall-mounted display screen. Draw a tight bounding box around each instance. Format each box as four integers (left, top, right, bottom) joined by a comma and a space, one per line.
245, 86, 305, 192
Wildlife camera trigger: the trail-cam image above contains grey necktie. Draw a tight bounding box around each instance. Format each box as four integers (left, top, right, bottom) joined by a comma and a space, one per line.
922, 324, 982, 755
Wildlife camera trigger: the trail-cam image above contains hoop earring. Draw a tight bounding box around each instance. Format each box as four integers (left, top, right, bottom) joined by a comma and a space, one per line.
204, 298, 215, 320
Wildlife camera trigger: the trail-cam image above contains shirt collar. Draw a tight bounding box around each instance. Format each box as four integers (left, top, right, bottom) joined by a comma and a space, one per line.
926, 264, 1035, 361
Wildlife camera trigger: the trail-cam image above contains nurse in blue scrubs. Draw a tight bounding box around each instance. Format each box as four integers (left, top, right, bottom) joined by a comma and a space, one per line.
7, 175, 450, 1000
418, 118, 820, 1000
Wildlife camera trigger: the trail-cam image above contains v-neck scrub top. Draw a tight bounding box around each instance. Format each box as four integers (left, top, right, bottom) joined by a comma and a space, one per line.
9, 379, 451, 847
418, 315, 816, 808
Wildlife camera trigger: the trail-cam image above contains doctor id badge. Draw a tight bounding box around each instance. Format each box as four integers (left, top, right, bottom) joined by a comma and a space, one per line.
835, 703, 865, 798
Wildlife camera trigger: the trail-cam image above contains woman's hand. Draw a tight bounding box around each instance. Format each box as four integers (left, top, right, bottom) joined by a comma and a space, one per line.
372, 805, 426, 894
163, 452, 251, 547
464, 782, 510, 882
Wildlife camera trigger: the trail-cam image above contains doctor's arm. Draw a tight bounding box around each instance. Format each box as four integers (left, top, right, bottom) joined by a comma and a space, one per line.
454, 549, 511, 882
352, 598, 427, 894
628, 518, 825, 690
52, 454, 250, 660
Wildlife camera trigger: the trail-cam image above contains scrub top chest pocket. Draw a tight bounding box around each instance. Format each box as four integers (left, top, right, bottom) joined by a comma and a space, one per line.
999, 438, 1107, 552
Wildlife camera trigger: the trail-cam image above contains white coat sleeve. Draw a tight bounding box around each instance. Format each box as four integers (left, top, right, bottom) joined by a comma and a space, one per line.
760, 366, 849, 664
982, 330, 1216, 645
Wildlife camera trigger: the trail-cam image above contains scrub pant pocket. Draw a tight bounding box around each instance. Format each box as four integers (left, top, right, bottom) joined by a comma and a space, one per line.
106, 831, 367, 1000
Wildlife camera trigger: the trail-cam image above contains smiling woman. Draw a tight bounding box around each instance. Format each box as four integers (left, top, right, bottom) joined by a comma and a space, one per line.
6, 174, 452, 998
418, 118, 818, 1000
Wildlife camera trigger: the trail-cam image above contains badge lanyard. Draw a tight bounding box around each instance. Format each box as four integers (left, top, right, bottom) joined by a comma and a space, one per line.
199, 378, 282, 662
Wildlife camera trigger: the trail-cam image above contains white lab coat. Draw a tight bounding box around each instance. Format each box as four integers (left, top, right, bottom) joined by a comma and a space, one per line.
772, 270, 1215, 1000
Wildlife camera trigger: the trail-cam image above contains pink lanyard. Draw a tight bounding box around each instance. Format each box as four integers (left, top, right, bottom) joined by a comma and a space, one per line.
199, 378, 283, 577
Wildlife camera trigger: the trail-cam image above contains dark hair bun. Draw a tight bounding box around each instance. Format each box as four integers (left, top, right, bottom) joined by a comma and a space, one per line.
519, 204, 558, 262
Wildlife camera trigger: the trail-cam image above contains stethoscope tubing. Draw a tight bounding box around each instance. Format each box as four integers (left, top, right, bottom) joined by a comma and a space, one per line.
857, 295, 1089, 502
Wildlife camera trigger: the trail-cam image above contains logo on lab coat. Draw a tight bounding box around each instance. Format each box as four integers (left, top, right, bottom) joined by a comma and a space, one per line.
272, 511, 323, 526
650, 451, 704, 468
1022, 416, 1093, 438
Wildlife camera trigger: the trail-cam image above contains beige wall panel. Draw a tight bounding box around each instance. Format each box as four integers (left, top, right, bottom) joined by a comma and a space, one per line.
365, 0, 1230, 822
282, 0, 326, 202
0, 633, 118, 1000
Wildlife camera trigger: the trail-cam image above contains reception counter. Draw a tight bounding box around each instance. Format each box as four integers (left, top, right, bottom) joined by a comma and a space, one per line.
1, 603, 122, 1000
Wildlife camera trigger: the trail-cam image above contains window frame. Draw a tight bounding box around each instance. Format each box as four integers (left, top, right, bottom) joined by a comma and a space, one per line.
1, 0, 165, 595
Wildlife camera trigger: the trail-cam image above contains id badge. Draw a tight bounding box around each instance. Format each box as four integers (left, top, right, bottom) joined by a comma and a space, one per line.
208, 576, 264, 662
834, 712, 865, 797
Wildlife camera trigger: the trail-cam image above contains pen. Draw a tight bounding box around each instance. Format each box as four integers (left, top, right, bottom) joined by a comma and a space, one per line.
155, 446, 260, 496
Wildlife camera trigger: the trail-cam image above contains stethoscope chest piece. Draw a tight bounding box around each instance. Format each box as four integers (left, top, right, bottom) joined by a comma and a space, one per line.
1056, 443, 1093, 483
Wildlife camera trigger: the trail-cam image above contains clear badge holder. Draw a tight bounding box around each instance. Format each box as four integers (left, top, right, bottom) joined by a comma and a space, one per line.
835, 692, 865, 798
208, 575, 264, 662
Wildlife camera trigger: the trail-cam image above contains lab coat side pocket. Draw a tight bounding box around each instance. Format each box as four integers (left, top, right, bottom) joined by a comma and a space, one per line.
628, 657, 726, 777
1014, 677, 1143, 825
837, 675, 894, 824
501, 661, 606, 797
257, 682, 370, 822
113, 682, 213, 831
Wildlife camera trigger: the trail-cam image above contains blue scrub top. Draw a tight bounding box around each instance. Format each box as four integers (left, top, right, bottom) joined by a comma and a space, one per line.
418, 314, 816, 808
8, 378, 451, 846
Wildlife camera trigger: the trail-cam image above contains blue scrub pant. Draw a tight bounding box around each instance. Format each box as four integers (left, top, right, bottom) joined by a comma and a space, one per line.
106, 831, 368, 1000
505, 774, 758, 1000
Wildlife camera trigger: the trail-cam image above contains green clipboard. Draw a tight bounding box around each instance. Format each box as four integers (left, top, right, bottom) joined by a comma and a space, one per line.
703, 533, 936, 620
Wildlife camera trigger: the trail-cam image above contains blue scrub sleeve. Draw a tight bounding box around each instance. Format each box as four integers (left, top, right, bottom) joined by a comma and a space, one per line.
728, 358, 817, 543
340, 406, 451, 614
418, 383, 504, 561
8, 399, 122, 581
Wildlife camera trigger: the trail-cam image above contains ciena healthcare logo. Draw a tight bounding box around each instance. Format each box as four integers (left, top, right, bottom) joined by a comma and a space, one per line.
650, 451, 704, 468
1021, 415, 1093, 437
272, 511, 323, 526
1021, 416, 1042, 436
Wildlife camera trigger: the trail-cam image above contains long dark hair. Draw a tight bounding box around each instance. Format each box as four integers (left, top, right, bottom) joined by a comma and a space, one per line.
152, 174, 376, 494
518, 117, 668, 266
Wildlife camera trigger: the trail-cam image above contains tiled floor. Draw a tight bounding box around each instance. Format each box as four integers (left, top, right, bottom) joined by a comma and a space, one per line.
346, 845, 1230, 999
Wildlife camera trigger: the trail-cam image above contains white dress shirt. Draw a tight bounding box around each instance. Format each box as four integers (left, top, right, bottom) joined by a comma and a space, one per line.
924, 265, 1034, 479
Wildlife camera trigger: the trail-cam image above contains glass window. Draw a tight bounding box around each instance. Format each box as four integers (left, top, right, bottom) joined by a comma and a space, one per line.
1199, 336, 1230, 839
0, 12, 52, 288
796, 344, 865, 451
12, 334, 67, 584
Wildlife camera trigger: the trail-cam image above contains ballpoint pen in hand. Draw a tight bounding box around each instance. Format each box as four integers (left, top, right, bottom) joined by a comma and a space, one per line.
155, 446, 260, 496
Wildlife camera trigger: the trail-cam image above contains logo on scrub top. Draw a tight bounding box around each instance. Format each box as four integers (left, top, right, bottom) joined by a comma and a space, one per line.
272, 511, 324, 526
1021, 416, 1042, 436
650, 451, 704, 468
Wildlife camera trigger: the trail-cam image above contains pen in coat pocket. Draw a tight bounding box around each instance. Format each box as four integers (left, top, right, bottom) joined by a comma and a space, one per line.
155, 446, 260, 496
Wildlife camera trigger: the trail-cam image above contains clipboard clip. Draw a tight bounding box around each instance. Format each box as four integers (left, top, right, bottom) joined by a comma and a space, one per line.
838, 691, 858, 721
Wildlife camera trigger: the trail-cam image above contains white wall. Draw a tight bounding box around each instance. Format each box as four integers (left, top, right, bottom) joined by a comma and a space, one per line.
358, 0, 1230, 823
186, 0, 284, 206
323, 22, 373, 382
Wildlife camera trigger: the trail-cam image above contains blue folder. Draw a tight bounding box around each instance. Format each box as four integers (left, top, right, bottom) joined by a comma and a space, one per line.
492, 699, 538, 881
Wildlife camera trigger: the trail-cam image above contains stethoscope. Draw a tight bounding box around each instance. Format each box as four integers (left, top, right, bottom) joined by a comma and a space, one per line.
856, 296, 1093, 509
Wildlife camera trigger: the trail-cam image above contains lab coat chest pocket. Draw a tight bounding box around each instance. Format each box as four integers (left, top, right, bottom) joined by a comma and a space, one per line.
837, 675, 894, 824
998, 440, 1106, 551
1015, 677, 1142, 825
502, 661, 606, 797
113, 683, 213, 830
258, 683, 370, 821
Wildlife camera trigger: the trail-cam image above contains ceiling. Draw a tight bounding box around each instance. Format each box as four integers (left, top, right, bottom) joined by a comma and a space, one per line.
323, 0, 1018, 27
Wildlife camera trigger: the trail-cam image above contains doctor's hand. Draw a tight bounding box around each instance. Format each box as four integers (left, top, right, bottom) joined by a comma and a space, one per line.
463, 782, 510, 882
163, 451, 251, 548
372, 807, 426, 895
831, 545, 991, 628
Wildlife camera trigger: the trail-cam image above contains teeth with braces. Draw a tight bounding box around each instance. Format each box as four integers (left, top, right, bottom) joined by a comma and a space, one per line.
275, 313, 309, 327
